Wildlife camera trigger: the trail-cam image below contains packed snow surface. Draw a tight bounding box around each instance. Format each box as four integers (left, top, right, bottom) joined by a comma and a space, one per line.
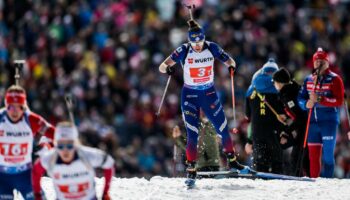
34, 176, 350, 200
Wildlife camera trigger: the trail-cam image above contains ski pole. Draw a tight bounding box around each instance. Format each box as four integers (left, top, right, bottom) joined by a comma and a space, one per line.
156, 76, 171, 116
303, 68, 321, 148
230, 70, 239, 133
64, 94, 75, 123
14, 60, 25, 86
296, 67, 321, 177
344, 94, 350, 137
230, 70, 237, 129
255, 89, 286, 125
173, 144, 177, 177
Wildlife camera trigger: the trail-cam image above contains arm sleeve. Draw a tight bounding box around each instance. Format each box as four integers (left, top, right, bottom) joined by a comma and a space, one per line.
103, 167, 114, 194
319, 75, 344, 107
83, 147, 115, 169
32, 158, 47, 194
275, 97, 285, 114
170, 44, 188, 64
297, 78, 309, 110
208, 42, 231, 63
28, 112, 55, 142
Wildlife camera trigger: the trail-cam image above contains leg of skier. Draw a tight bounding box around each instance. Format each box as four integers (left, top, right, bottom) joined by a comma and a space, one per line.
15, 170, 34, 200
253, 143, 271, 173
291, 144, 305, 176
0, 172, 15, 200
201, 86, 253, 174
320, 121, 337, 178
181, 87, 200, 188
307, 123, 323, 178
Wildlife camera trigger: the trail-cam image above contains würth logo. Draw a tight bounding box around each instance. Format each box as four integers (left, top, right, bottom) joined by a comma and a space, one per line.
195, 57, 214, 63
188, 58, 193, 64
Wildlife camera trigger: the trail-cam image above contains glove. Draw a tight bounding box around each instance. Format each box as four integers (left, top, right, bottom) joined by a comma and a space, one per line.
35, 142, 53, 156
228, 65, 236, 75
245, 143, 253, 155
34, 193, 42, 200
102, 193, 111, 200
279, 132, 294, 149
166, 66, 175, 75
34, 191, 46, 200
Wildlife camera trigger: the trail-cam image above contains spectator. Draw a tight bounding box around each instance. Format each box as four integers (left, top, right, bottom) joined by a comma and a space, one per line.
272, 68, 310, 177
298, 48, 344, 178
245, 59, 284, 174
172, 117, 221, 173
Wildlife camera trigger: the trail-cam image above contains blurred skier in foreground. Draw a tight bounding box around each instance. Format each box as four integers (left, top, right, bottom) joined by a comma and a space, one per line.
0, 85, 55, 200
32, 122, 114, 200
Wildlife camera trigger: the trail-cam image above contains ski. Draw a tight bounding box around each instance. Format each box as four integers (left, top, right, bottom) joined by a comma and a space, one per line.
197, 171, 257, 179
197, 171, 315, 182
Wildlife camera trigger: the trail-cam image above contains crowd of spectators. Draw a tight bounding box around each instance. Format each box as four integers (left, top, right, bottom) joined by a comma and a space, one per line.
0, 0, 349, 178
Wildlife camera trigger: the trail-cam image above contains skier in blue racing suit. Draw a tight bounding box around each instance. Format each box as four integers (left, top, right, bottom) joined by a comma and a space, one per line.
159, 19, 252, 187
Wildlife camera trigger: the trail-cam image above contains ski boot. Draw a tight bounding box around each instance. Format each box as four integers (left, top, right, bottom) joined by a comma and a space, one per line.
185, 161, 197, 189
226, 153, 255, 174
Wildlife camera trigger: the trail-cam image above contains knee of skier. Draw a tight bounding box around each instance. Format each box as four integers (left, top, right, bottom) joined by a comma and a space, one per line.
322, 156, 335, 166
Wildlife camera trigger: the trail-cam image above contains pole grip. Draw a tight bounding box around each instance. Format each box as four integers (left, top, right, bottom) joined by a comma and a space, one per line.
64, 94, 75, 123
14, 60, 25, 86
184, 2, 195, 20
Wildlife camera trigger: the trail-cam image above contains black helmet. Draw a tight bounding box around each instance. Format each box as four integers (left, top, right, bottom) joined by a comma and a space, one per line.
272, 68, 291, 84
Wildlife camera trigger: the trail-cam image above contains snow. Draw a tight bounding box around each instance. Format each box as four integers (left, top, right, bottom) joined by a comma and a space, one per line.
33, 176, 350, 200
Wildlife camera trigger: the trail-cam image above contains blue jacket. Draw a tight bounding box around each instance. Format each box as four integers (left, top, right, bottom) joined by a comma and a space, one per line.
246, 69, 278, 97
297, 69, 344, 123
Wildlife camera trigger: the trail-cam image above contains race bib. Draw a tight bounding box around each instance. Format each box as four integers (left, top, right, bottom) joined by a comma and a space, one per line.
0, 142, 28, 163
58, 182, 90, 199
58, 182, 90, 193
189, 66, 212, 83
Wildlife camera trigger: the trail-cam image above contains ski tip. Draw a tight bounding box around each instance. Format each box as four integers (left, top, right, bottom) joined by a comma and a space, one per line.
186, 185, 196, 190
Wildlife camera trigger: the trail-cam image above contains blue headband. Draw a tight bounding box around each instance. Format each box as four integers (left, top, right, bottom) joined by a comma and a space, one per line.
188, 29, 205, 42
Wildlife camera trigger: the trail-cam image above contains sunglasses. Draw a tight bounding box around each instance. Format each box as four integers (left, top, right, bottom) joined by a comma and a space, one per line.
6, 105, 25, 111
190, 40, 204, 46
57, 143, 75, 151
